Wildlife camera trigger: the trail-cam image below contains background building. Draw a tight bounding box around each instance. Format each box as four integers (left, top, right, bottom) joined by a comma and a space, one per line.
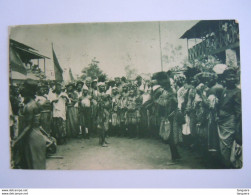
9, 39, 50, 83
180, 20, 240, 67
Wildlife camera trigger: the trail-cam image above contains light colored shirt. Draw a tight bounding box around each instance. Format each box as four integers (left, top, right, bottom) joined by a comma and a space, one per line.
35, 95, 47, 105
142, 92, 151, 104
50, 92, 69, 120
177, 86, 188, 110
80, 96, 91, 108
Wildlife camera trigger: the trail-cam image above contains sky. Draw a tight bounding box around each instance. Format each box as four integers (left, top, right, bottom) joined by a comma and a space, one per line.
10, 20, 198, 80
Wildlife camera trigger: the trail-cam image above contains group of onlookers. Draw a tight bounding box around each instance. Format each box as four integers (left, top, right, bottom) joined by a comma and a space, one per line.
9, 64, 242, 169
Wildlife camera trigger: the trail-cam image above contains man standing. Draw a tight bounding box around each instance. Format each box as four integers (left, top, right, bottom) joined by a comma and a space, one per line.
50, 82, 69, 145
96, 82, 110, 147
79, 85, 91, 139
119, 83, 129, 137
110, 87, 121, 136
125, 88, 138, 138
152, 72, 180, 162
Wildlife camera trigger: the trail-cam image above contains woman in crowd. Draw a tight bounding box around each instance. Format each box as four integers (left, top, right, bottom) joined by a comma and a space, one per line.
36, 83, 52, 135
217, 68, 242, 168
152, 72, 180, 161
50, 82, 70, 145
11, 80, 46, 169
66, 82, 79, 138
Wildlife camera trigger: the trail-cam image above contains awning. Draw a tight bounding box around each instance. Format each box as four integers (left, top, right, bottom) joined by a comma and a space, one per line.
14, 45, 50, 61
10, 39, 50, 63
180, 20, 235, 39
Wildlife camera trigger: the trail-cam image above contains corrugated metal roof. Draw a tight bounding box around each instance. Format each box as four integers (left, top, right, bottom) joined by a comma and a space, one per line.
180, 20, 235, 39
10, 39, 50, 60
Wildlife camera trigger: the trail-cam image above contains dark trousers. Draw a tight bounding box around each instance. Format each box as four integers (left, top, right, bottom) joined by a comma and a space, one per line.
98, 127, 105, 145
169, 122, 180, 160
169, 142, 180, 160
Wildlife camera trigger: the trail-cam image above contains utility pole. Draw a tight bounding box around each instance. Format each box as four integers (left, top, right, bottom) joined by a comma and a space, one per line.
158, 21, 163, 71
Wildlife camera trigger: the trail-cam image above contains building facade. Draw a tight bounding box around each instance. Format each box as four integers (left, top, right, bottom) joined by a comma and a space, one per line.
180, 20, 240, 67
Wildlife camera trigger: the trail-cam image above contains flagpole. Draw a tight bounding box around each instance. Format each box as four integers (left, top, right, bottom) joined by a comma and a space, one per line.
158, 21, 163, 71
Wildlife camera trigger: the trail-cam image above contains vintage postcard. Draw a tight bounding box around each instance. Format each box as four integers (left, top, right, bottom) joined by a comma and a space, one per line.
9, 20, 242, 170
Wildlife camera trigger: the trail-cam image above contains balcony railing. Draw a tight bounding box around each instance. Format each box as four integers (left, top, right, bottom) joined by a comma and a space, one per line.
188, 23, 239, 61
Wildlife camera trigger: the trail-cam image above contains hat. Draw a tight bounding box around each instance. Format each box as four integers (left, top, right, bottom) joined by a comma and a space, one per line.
174, 74, 186, 82
184, 67, 201, 80
122, 83, 128, 88
76, 80, 84, 86
109, 79, 115, 84
66, 82, 75, 88
213, 64, 228, 74
98, 75, 107, 82
21, 80, 38, 98
194, 72, 217, 82
222, 67, 237, 78
153, 71, 167, 81
85, 77, 92, 82
152, 85, 161, 92
97, 82, 105, 87
37, 82, 44, 88
82, 85, 89, 91
121, 76, 127, 82
11, 83, 18, 87
136, 75, 142, 80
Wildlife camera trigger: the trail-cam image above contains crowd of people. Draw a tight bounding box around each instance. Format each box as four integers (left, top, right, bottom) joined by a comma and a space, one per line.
9, 64, 242, 169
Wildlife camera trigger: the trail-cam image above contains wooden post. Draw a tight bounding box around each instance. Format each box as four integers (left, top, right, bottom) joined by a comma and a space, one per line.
158, 22, 163, 71
44, 58, 46, 77
187, 39, 189, 61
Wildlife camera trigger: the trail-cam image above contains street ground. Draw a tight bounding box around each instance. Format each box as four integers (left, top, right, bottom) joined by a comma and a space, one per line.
46, 136, 224, 170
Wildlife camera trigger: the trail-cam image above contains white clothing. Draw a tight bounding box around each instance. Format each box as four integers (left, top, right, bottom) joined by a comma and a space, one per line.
142, 93, 151, 104
80, 96, 91, 108
50, 92, 69, 120
35, 95, 47, 105
177, 86, 188, 110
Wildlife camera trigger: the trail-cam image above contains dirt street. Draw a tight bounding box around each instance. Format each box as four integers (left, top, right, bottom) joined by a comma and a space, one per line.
46, 137, 222, 170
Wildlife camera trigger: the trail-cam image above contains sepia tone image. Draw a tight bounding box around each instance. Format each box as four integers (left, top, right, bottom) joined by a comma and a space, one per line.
9, 20, 242, 170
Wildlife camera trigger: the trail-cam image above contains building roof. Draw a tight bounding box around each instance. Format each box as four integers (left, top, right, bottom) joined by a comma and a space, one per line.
180, 20, 235, 39
10, 39, 50, 62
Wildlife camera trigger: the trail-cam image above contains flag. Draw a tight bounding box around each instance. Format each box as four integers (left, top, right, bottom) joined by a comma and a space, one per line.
52, 44, 63, 81
9, 46, 27, 75
69, 68, 74, 81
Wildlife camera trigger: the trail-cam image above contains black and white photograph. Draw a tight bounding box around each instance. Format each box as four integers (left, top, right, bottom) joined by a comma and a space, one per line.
9, 20, 242, 170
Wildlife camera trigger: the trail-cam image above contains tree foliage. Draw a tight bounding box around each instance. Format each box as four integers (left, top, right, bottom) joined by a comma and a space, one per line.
170, 55, 222, 74
81, 57, 107, 80
124, 53, 137, 80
